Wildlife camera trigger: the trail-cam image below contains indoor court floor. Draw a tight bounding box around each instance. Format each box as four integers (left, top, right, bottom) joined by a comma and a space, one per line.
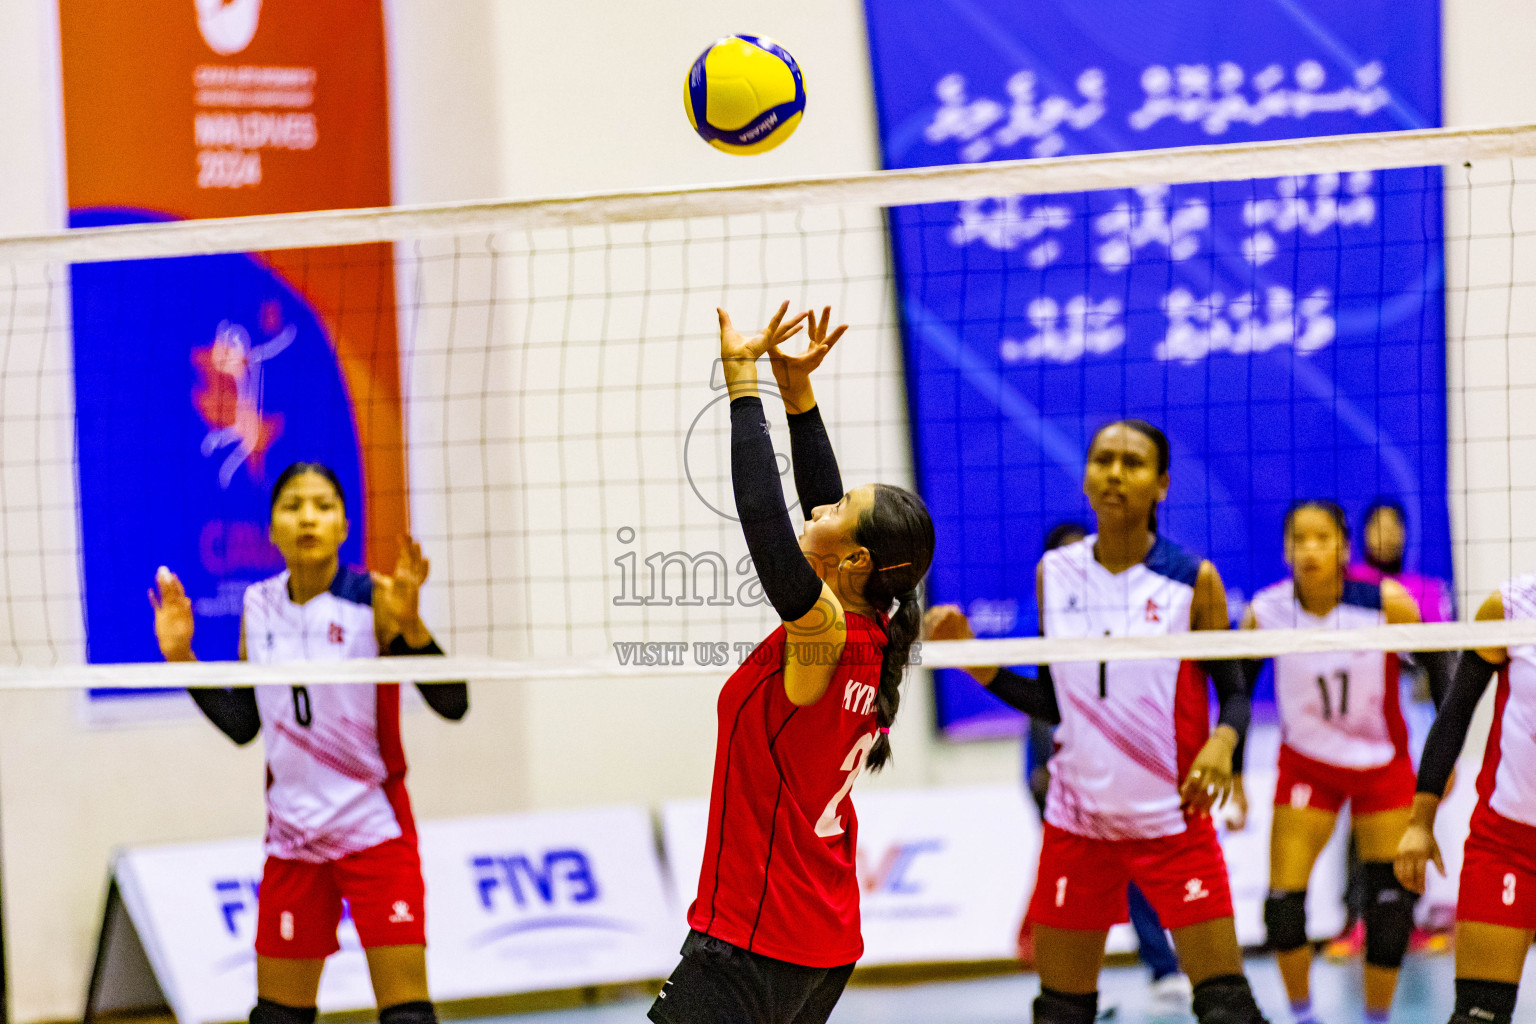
487, 949, 1535, 1024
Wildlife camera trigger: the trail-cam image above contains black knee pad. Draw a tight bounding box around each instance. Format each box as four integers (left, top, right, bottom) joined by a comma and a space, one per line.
1263, 889, 1308, 952
250, 1000, 316, 1024
1032, 987, 1098, 1024
380, 1003, 437, 1024
1362, 861, 1417, 969
1453, 978, 1518, 1024
1191, 974, 1267, 1024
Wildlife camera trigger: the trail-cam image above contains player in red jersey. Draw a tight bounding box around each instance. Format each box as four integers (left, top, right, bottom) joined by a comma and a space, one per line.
649, 303, 934, 1024
1396, 574, 1536, 1024
151, 463, 467, 1024
927, 420, 1268, 1024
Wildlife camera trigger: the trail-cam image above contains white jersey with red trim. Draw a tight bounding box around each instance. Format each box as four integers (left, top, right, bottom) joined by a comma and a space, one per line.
1477, 574, 1536, 828
245, 567, 411, 863
1041, 535, 1209, 840
1250, 579, 1405, 770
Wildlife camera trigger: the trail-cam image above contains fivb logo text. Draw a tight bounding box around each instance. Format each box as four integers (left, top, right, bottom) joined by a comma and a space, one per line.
471, 849, 599, 911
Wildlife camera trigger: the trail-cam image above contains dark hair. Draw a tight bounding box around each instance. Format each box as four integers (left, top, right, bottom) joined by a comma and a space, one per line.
1088, 419, 1170, 532
1044, 521, 1088, 553
1284, 498, 1349, 542
854, 484, 936, 773
270, 462, 346, 518
1360, 496, 1407, 574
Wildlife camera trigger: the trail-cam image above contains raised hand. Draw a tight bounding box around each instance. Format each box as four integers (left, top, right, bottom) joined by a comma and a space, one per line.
373, 534, 432, 647
718, 302, 806, 398
922, 604, 998, 685
149, 566, 196, 661
767, 305, 848, 412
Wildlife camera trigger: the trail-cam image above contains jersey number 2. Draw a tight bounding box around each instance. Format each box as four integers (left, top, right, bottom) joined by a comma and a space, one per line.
815, 733, 876, 838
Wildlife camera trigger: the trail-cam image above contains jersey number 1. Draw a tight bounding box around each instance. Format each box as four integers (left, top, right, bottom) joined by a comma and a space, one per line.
1316, 670, 1349, 720
815, 733, 876, 838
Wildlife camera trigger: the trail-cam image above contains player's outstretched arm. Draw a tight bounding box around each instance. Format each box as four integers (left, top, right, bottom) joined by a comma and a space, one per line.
1398, 589, 1508, 891
769, 308, 849, 520
373, 534, 469, 721
923, 602, 1061, 722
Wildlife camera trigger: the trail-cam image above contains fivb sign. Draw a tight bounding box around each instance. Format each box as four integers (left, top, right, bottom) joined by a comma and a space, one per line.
90, 809, 677, 1023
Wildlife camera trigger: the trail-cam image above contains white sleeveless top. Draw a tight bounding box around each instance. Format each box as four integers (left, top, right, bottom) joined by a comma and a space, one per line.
244, 567, 409, 863
1040, 535, 1207, 840
1480, 574, 1536, 827
1250, 579, 1404, 770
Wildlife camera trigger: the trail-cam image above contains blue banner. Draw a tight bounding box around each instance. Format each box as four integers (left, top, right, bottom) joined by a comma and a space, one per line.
863, 0, 1445, 737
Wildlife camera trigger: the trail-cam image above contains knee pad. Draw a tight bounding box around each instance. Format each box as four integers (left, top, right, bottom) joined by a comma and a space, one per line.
1453, 978, 1518, 1024
380, 1003, 437, 1024
1032, 987, 1098, 1024
1263, 889, 1308, 952
250, 1000, 317, 1024
1191, 974, 1267, 1024
1362, 861, 1417, 969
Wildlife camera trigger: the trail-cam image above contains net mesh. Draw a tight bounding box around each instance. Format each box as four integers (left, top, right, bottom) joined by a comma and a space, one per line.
1, 124, 1535, 688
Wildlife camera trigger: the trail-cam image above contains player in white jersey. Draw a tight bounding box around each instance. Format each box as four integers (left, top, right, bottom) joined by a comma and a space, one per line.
1243, 500, 1437, 1024
927, 420, 1268, 1024
151, 462, 467, 1024
1397, 575, 1536, 1024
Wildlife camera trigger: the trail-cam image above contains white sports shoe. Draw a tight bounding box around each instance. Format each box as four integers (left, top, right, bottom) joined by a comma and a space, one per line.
1149, 972, 1193, 1012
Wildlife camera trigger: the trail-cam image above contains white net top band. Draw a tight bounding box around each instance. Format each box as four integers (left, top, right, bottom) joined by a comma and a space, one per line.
24, 620, 1532, 690
2, 122, 1534, 265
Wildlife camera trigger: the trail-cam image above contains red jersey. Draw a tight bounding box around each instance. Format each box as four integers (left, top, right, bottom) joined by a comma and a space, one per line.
688, 612, 887, 967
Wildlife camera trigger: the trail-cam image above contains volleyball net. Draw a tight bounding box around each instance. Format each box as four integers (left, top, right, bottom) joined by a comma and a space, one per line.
1, 124, 1535, 690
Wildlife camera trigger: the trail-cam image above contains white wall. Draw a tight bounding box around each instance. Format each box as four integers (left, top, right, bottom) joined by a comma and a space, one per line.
0, 0, 1535, 1020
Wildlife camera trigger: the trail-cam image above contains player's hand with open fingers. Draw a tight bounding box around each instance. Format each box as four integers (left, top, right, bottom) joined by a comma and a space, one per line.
149, 566, 196, 661
766, 305, 847, 412
374, 534, 433, 646
1180, 731, 1235, 815
718, 302, 806, 396
1394, 822, 1443, 894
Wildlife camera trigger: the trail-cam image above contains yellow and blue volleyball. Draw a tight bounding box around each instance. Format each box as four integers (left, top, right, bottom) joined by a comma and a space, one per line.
685, 35, 805, 155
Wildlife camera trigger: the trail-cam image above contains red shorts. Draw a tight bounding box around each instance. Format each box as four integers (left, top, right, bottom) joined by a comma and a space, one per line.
1457, 804, 1536, 930
255, 835, 426, 959
1273, 745, 1414, 816
1027, 819, 1234, 931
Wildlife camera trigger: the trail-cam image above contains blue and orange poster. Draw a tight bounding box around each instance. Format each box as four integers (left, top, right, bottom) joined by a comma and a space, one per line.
59, 0, 407, 675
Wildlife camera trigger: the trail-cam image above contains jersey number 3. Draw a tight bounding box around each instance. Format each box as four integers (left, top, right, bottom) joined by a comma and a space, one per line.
815, 733, 876, 838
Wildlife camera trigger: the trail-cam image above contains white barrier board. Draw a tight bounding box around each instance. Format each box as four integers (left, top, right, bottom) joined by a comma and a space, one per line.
106, 806, 677, 1024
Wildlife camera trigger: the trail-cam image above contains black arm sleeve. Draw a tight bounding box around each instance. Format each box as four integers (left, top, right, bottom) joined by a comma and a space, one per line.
1415, 649, 1455, 709
986, 666, 1061, 724
785, 405, 844, 520
1230, 659, 1264, 773
1202, 658, 1251, 756
388, 634, 469, 721
1417, 650, 1499, 797
188, 686, 261, 745
732, 396, 824, 622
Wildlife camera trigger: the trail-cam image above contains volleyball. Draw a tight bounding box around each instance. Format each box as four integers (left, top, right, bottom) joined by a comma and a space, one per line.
685, 34, 805, 155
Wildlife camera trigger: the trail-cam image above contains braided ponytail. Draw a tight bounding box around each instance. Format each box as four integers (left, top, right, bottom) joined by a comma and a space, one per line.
856, 485, 935, 772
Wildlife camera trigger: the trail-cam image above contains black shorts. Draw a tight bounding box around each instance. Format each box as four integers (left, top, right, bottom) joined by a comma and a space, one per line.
648, 930, 855, 1024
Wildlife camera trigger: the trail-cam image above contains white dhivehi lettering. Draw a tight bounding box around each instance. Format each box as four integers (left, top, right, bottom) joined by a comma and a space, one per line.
1128, 60, 1389, 135
1242, 172, 1376, 265
1000, 296, 1126, 364
1156, 286, 1335, 364
948, 196, 1070, 267
925, 68, 1105, 162
1094, 184, 1209, 271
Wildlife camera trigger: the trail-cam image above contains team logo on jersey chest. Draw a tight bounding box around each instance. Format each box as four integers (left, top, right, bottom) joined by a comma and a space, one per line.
1145, 598, 1161, 622
328, 622, 345, 644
